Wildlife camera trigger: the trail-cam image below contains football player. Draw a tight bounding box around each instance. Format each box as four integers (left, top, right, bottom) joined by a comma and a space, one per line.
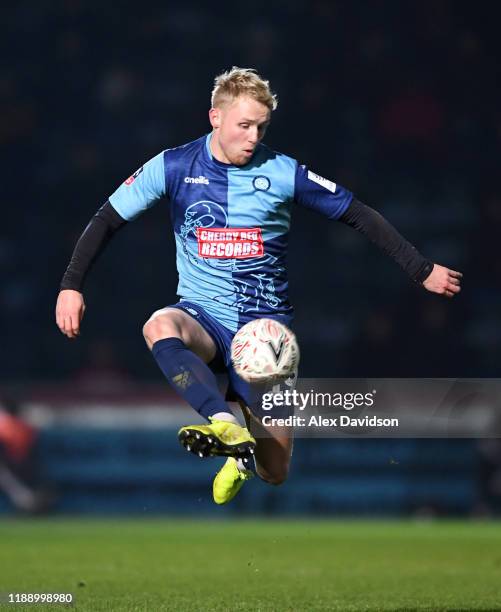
56, 67, 462, 504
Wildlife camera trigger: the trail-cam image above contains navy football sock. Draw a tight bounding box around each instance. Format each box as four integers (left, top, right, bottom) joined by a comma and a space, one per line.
151, 337, 233, 421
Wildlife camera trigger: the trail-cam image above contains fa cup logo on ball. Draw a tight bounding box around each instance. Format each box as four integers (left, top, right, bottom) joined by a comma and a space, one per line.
231, 318, 300, 384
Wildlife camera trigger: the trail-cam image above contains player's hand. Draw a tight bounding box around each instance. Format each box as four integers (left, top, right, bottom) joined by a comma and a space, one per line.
55, 289, 86, 339
422, 264, 462, 298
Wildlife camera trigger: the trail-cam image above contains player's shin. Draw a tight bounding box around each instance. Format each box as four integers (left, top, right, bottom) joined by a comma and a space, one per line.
151, 337, 235, 422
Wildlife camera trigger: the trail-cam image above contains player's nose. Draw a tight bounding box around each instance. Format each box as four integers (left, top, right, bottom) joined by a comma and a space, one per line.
248, 127, 259, 144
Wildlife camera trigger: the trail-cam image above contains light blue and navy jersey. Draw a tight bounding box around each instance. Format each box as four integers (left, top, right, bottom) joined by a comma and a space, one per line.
109, 134, 353, 332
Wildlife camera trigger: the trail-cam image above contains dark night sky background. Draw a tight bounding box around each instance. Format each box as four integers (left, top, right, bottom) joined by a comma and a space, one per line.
2, 1, 500, 383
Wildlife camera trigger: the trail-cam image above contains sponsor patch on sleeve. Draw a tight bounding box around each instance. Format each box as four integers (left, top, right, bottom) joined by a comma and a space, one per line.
125, 166, 144, 185
307, 170, 337, 193
196, 227, 264, 259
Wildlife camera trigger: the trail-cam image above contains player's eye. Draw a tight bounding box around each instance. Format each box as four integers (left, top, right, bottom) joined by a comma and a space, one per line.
240, 124, 250, 128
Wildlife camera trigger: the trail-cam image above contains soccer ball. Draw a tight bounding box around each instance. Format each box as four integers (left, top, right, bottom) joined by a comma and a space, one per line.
231, 318, 300, 384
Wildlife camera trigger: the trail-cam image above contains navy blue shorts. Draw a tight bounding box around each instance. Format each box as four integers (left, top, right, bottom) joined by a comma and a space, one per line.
167, 300, 295, 419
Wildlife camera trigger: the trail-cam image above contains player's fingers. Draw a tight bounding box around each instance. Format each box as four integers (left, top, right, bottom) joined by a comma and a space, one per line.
62, 316, 72, 337
56, 310, 64, 331
58, 310, 71, 332
444, 284, 460, 297
63, 316, 76, 339
449, 270, 463, 279
449, 276, 461, 286
66, 314, 79, 338
70, 314, 80, 336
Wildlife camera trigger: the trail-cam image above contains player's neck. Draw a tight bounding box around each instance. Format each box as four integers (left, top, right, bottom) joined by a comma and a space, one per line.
209, 131, 231, 165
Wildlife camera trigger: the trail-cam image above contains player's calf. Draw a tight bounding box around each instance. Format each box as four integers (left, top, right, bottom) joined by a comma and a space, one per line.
143, 309, 236, 423
239, 403, 293, 486
254, 461, 289, 486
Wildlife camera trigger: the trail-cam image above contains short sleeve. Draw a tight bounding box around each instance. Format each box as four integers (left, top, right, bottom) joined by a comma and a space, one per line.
294, 164, 353, 220
109, 151, 166, 221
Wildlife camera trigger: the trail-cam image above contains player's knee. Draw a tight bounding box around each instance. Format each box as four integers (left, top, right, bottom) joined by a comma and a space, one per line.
143, 310, 183, 346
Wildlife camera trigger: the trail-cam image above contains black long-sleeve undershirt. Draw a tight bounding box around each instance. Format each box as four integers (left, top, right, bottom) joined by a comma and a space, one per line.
59, 197, 433, 292
338, 197, 433, 283
60, 201, 127, 291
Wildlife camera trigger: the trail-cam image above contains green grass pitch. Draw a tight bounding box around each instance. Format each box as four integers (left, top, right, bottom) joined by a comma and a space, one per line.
0, 519, 500, 611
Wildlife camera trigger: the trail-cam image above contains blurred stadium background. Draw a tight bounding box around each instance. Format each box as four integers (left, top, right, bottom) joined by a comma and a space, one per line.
1, 0, 500, 516
1, 0, 501, 590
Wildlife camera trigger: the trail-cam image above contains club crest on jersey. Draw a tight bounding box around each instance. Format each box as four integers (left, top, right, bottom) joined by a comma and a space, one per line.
124, 166, 144, 185
253, 176, 270, 191
196, 227, 264, 259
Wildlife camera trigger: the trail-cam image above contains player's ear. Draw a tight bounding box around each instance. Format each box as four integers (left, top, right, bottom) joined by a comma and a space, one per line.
209, 107, 220, 129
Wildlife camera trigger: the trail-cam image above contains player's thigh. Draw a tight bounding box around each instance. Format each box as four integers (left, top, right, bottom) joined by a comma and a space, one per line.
143, 307, 217, 363
239, 402, 293, 485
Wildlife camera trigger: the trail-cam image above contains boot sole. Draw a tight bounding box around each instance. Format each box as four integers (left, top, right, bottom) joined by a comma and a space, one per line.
178, 428, 256, 459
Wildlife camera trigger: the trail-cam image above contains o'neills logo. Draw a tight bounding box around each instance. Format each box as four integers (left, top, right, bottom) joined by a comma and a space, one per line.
184, 175, 209, 184
196, 227, 264, 259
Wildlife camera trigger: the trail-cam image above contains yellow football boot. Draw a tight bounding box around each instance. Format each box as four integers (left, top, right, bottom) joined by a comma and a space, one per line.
178, 417, 256, 459
213, 457, 254, 504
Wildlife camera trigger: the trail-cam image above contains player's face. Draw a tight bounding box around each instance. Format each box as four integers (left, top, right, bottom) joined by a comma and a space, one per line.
209, 96, 271, 166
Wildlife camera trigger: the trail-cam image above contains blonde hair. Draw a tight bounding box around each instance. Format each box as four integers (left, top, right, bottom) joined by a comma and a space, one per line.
211, 67, 278, 111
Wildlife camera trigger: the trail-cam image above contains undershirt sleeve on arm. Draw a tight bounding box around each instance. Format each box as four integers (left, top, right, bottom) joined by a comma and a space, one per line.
338, 197, 433, 283
60, 201, 127, 292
